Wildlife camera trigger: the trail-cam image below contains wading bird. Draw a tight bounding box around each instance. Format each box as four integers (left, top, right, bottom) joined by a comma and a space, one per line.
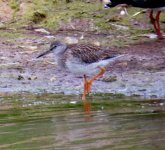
104, 0, 165, 39
37, 41, 124, 100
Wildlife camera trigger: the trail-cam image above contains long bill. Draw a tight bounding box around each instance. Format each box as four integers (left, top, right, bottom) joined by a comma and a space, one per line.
36, 47, 53, 58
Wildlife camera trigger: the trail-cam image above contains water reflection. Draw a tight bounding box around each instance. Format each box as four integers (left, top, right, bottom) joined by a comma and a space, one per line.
52, 109, 165, 150
0, 95, 165, 150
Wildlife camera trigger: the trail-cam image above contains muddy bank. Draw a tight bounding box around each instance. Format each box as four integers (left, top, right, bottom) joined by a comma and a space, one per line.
0, 29, 165, 98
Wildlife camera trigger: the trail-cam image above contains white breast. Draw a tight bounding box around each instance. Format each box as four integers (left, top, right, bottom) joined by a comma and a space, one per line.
65, 55, 124, 76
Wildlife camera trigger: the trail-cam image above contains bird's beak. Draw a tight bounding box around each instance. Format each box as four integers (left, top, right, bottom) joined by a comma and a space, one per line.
36, 47, 53, 58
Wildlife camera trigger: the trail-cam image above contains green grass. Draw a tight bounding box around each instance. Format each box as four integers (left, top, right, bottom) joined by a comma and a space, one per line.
5, 0, 165, 46
0, 30, 22, 39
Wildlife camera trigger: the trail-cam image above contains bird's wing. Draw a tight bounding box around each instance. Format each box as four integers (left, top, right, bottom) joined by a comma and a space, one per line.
67, 44, 118, 63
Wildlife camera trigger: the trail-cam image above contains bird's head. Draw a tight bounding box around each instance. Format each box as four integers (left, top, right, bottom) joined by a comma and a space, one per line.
37, 41, 67, 58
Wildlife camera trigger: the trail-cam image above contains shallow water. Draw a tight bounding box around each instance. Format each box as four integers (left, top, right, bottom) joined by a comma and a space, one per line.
0, 94, 165, 150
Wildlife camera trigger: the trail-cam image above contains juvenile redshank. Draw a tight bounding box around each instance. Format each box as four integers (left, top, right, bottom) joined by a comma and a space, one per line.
37, 41, 124, 100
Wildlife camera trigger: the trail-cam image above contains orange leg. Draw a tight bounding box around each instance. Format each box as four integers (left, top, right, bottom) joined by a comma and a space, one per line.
82, 75, 92, 101
82, 66, 106, 101
91, 66, 106, 81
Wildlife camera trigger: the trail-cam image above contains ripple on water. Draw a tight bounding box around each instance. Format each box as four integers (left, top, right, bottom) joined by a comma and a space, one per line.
0, 94, 165, 150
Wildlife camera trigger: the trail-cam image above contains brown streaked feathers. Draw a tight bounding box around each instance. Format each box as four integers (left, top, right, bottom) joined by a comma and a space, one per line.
62, 44, 118, 64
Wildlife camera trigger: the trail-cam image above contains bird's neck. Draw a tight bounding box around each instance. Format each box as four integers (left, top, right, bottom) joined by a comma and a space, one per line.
54, 53, 65, 69
53, 45, 67, 68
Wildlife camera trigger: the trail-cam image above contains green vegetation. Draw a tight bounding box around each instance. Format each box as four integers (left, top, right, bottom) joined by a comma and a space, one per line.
0, 30, 22, 39
4, 0, 165, 45
9, 0, 19, 10
9, 0, 20, 19
20, 1, 103, 29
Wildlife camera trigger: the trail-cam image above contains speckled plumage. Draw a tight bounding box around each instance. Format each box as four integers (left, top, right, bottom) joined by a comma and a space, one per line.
61, 43, 118, 63
37, 41, 125, 100
37, 41, 123, 75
